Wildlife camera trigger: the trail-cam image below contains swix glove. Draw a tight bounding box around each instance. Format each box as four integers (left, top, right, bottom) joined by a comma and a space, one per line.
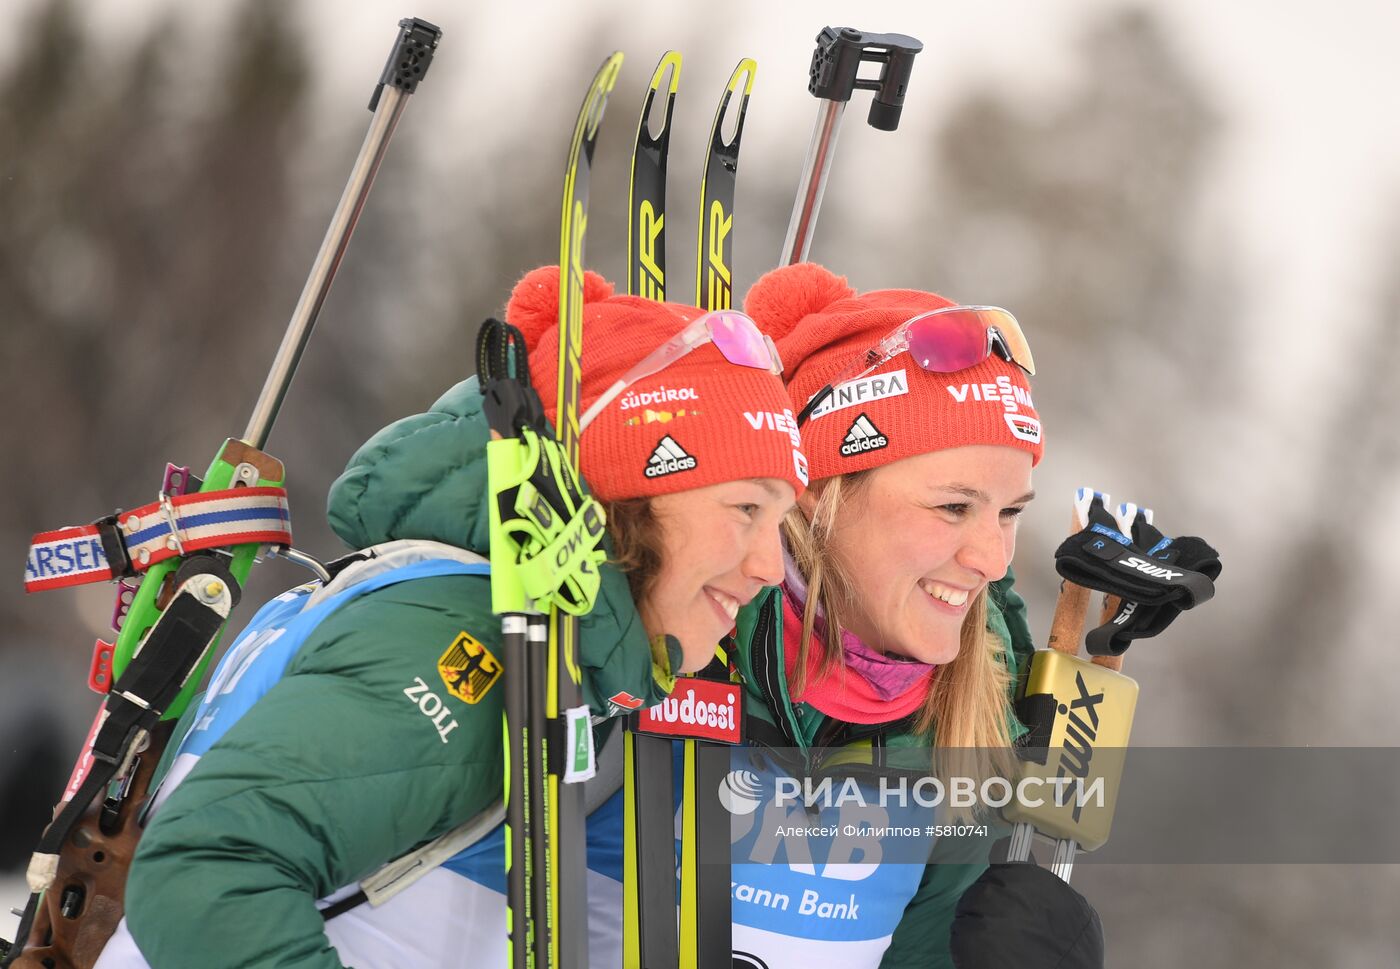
1084, 512, 1221, 656
1054, 497, 1216, 606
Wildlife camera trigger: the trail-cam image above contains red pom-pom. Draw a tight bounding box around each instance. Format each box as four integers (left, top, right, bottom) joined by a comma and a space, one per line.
743, 263, 855, 340
505, 266, 615, 349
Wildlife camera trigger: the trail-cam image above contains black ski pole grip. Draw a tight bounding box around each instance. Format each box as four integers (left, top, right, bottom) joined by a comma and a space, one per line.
808, 26, 923, 130
369, 17, 442, 111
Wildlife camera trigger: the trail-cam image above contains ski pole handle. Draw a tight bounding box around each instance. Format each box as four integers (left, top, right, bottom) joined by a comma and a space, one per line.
1046, 489, 1134, 667
1046, 508, 1095, 656
1007, 491, 1143, 878
1091, 595, 1125, 672
242, 17, 440, 449
780, 26, 923, 265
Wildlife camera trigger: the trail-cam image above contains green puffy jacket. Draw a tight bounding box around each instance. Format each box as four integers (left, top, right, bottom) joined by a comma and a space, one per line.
123, 378, 666, 968
728, 575, 1035, 969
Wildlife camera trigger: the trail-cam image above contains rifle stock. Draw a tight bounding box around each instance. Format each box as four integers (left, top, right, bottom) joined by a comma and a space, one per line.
10, 722, 173, 969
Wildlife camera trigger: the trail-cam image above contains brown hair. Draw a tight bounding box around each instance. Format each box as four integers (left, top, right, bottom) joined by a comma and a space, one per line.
782, 472, 1015, 752
604, 497, 665, 605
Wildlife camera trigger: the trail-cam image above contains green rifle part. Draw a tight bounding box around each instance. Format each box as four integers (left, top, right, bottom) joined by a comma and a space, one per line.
110, 438, 284, 722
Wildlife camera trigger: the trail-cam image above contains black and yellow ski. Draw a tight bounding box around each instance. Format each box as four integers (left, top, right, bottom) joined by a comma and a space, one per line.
683, 57, 756, 969
622, 50, 685, 969
548, 51, 622, 969
695, 58, 755, 311
499, 51, 624, 969
627, 52, 680, 301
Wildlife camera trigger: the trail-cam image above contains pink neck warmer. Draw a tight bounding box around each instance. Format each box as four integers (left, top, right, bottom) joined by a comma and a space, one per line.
779, 553, 935, 725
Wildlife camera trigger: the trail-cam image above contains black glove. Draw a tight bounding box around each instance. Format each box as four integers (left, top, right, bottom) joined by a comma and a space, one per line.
1054, 494, 1216, 608
950, 864, 1104, 969
1084, 510, 1222, 656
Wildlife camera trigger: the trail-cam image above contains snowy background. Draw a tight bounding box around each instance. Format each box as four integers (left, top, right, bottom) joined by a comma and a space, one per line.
2, 0, 1398, 964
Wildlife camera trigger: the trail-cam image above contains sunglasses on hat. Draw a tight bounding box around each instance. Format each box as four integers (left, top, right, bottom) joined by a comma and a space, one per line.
795, 305, 1035, 427
580, 309, 782, 431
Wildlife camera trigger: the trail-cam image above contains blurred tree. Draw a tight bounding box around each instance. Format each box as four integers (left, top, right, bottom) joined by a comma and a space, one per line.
1234, 209, 1400, 741
380, 15, 651, 419
1, 0, 311, 644
0, 0, 421, 841
919, 8, 1229, 421
889, 11, 1400, 966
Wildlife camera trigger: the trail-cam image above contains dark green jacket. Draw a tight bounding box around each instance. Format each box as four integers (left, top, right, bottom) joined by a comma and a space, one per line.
730, 575, 1034, 969
124, 378, 665, 969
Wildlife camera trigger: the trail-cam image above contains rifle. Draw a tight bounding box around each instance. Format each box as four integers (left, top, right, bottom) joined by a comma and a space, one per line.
3, 17, 441, 968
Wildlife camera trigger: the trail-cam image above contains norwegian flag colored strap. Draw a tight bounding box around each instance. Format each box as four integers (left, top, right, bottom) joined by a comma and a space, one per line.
24, 487, 291, 593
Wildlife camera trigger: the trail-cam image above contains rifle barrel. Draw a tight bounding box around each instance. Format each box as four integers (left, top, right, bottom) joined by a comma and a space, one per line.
780, 97, 845, 267
242, 84, 409, 449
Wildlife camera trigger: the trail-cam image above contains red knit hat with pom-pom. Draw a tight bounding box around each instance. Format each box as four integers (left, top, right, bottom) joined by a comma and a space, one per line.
743, 263, 1043, 482
506, 266, 808, 502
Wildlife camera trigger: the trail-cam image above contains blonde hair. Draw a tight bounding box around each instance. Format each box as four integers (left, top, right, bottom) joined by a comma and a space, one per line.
782, 472, 1015, 752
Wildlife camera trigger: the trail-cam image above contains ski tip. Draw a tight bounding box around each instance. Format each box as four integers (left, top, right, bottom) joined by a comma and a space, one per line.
601, 50, 625, 77
728, 57, 757, 97
650, 50, 683, 93
635, 50, 680, 151
588, 51, 625, 96
580, 52, 625, 140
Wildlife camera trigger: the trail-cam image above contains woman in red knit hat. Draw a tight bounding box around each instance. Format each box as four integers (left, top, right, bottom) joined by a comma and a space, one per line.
98, 267, 805, 969
509, 265, 810, 674
721, 263, 1102, 969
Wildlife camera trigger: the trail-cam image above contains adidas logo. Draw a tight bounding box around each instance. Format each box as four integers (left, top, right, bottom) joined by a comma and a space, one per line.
645, 435, 698, 478
840, 413, 888, 456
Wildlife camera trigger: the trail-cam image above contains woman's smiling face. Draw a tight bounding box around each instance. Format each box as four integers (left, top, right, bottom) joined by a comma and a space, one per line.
640, 477, 795, 672
807, 445, 1035, 664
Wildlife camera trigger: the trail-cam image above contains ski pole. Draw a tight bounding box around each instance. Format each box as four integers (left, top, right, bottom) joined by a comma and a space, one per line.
1013, 489, 1220, 878
4, 19, 441, 969
1003, 491, 1143, 879
780, 27, 922, 266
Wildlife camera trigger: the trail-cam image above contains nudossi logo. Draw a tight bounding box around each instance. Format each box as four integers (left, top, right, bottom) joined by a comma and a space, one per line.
635, 677, 743, 744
